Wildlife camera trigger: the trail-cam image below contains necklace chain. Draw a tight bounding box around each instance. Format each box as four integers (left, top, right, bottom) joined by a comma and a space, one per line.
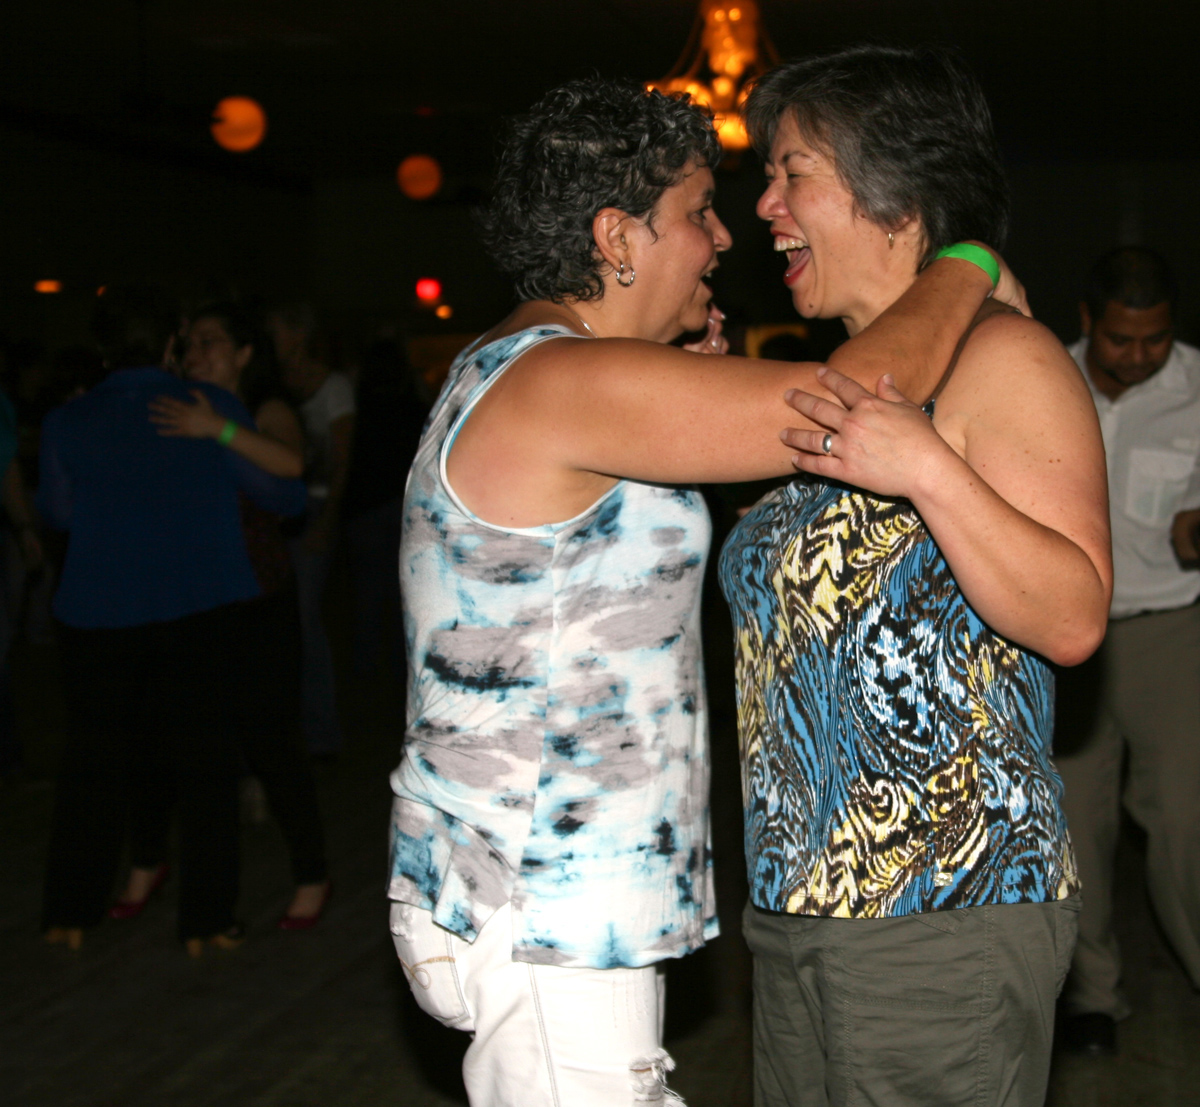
561, 303, 598, 339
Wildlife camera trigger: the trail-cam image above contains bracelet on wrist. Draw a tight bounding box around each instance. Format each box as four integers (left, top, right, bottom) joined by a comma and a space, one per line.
933, 242, 1000, 289
217, 420, 238, 447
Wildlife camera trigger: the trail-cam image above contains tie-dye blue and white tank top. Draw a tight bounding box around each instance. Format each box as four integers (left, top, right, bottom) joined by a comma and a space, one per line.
718, 468, 1079, 918
390, 325, 717, 968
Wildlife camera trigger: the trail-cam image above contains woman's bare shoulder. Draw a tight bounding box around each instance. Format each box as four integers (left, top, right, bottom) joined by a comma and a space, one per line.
944, 310, 1089, 408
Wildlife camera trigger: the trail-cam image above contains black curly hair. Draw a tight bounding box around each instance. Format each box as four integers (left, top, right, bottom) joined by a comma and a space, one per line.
745, 45, 1009, 265
480, 76, 722, 303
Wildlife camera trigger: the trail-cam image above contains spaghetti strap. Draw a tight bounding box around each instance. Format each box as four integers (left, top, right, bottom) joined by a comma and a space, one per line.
923, 298, 1019, 415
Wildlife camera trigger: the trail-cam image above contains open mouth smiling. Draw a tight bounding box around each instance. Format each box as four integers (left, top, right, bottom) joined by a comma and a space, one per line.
774, 235, 811, 286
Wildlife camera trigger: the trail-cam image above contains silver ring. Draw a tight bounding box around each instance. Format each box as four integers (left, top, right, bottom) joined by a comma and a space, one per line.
821, 433, 833, 455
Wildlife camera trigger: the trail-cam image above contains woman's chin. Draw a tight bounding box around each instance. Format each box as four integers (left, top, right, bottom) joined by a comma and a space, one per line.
672, 309, 708, 339
789, 287, 841, 322
789, 292, 820, 320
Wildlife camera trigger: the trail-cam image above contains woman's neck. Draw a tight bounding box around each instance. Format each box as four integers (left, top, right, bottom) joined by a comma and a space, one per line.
514, 299, 622, 341
841, 265, 921, 337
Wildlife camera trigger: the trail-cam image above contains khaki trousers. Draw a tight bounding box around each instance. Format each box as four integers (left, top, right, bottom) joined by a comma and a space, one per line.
744, 897, 1079, 1107
1054, 602, 1200, 1018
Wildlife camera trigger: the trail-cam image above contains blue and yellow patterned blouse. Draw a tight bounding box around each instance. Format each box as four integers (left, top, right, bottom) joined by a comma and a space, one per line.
390, 326, 718, 967
718, 472, 1079, 918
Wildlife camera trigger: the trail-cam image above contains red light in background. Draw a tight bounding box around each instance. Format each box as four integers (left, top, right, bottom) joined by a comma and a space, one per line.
415, 278, 442, 303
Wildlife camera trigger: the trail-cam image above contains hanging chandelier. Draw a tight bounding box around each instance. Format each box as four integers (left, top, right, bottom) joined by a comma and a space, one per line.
647, 1, 780, 151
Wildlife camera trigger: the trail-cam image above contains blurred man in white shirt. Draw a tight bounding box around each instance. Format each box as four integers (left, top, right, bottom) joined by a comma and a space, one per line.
1056, 247, 1200, 1055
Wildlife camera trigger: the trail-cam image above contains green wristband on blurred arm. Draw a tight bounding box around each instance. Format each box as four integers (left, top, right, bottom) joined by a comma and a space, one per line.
217, 420, 238, 447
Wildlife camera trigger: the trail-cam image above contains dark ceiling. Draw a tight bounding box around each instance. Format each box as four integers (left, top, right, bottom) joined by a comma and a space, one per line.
4, 0, 1199, 190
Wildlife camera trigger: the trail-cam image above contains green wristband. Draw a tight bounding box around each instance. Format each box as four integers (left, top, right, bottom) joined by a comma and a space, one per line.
934, 242, 1000, 289
217, 420, 238, 447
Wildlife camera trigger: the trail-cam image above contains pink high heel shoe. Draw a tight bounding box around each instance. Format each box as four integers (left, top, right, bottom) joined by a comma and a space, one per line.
277, 881, 332, 931
108, 864, 170, 920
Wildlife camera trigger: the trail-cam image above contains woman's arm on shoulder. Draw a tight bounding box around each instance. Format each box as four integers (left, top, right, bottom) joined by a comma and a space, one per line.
460, 254, 1004, 487
150, 389, 305, 479
583, 255, 1008, 484
914, 313, 1112, 664
449, 252, 1019, 526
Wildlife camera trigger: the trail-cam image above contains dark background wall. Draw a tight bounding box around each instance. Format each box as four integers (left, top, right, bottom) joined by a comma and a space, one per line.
3, 1, 1199, 351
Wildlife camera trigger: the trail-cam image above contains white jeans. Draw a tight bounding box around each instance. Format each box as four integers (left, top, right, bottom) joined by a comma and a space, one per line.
390, 901, 684, 1107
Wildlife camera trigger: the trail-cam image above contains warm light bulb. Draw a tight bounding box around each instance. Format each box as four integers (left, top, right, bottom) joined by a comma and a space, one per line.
34, 280, 62, 294
667, 79, 712, 107
715, 112, 750, 151
435, 304, 453, 319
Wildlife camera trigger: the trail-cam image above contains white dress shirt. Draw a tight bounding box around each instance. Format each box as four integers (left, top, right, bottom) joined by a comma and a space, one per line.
1070, 337, 1200, 618
299, 371, 356, 500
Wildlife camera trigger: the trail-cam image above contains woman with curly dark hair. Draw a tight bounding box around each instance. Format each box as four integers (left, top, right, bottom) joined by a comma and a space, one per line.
388, 75, 1024, 1106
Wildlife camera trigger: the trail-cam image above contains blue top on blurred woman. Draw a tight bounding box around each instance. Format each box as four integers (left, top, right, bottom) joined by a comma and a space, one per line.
38, 367, 306, 629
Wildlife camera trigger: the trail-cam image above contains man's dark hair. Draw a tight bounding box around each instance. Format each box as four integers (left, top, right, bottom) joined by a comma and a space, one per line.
92, 285, 178, 372
1084, 246, 1178, 321
745, 44, 1009, 265
480, 76, 721, 303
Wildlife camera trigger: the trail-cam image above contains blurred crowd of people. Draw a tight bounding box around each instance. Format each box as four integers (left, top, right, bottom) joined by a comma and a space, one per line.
3, 287, 427, 953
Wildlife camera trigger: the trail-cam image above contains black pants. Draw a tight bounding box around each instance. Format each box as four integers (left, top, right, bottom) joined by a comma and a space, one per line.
42, 604, 243, 940
121, 587, 326, 887
231, 586, 326, 885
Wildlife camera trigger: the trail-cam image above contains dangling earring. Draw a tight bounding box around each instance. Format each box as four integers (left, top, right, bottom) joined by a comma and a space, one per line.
888, 232, 895, 250
616, 261, 636, 288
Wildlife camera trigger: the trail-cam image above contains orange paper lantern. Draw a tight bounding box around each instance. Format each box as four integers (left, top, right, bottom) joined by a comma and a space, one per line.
211, 96, 267, 152
397, 155, 443, 200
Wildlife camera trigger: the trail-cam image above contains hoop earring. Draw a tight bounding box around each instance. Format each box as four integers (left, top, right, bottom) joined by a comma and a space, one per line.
616, 261, 636, 288
888, 232, 895, 250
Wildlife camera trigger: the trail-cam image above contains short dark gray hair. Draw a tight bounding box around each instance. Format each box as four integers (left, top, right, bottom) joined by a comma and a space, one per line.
745, 45, 1010, 265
